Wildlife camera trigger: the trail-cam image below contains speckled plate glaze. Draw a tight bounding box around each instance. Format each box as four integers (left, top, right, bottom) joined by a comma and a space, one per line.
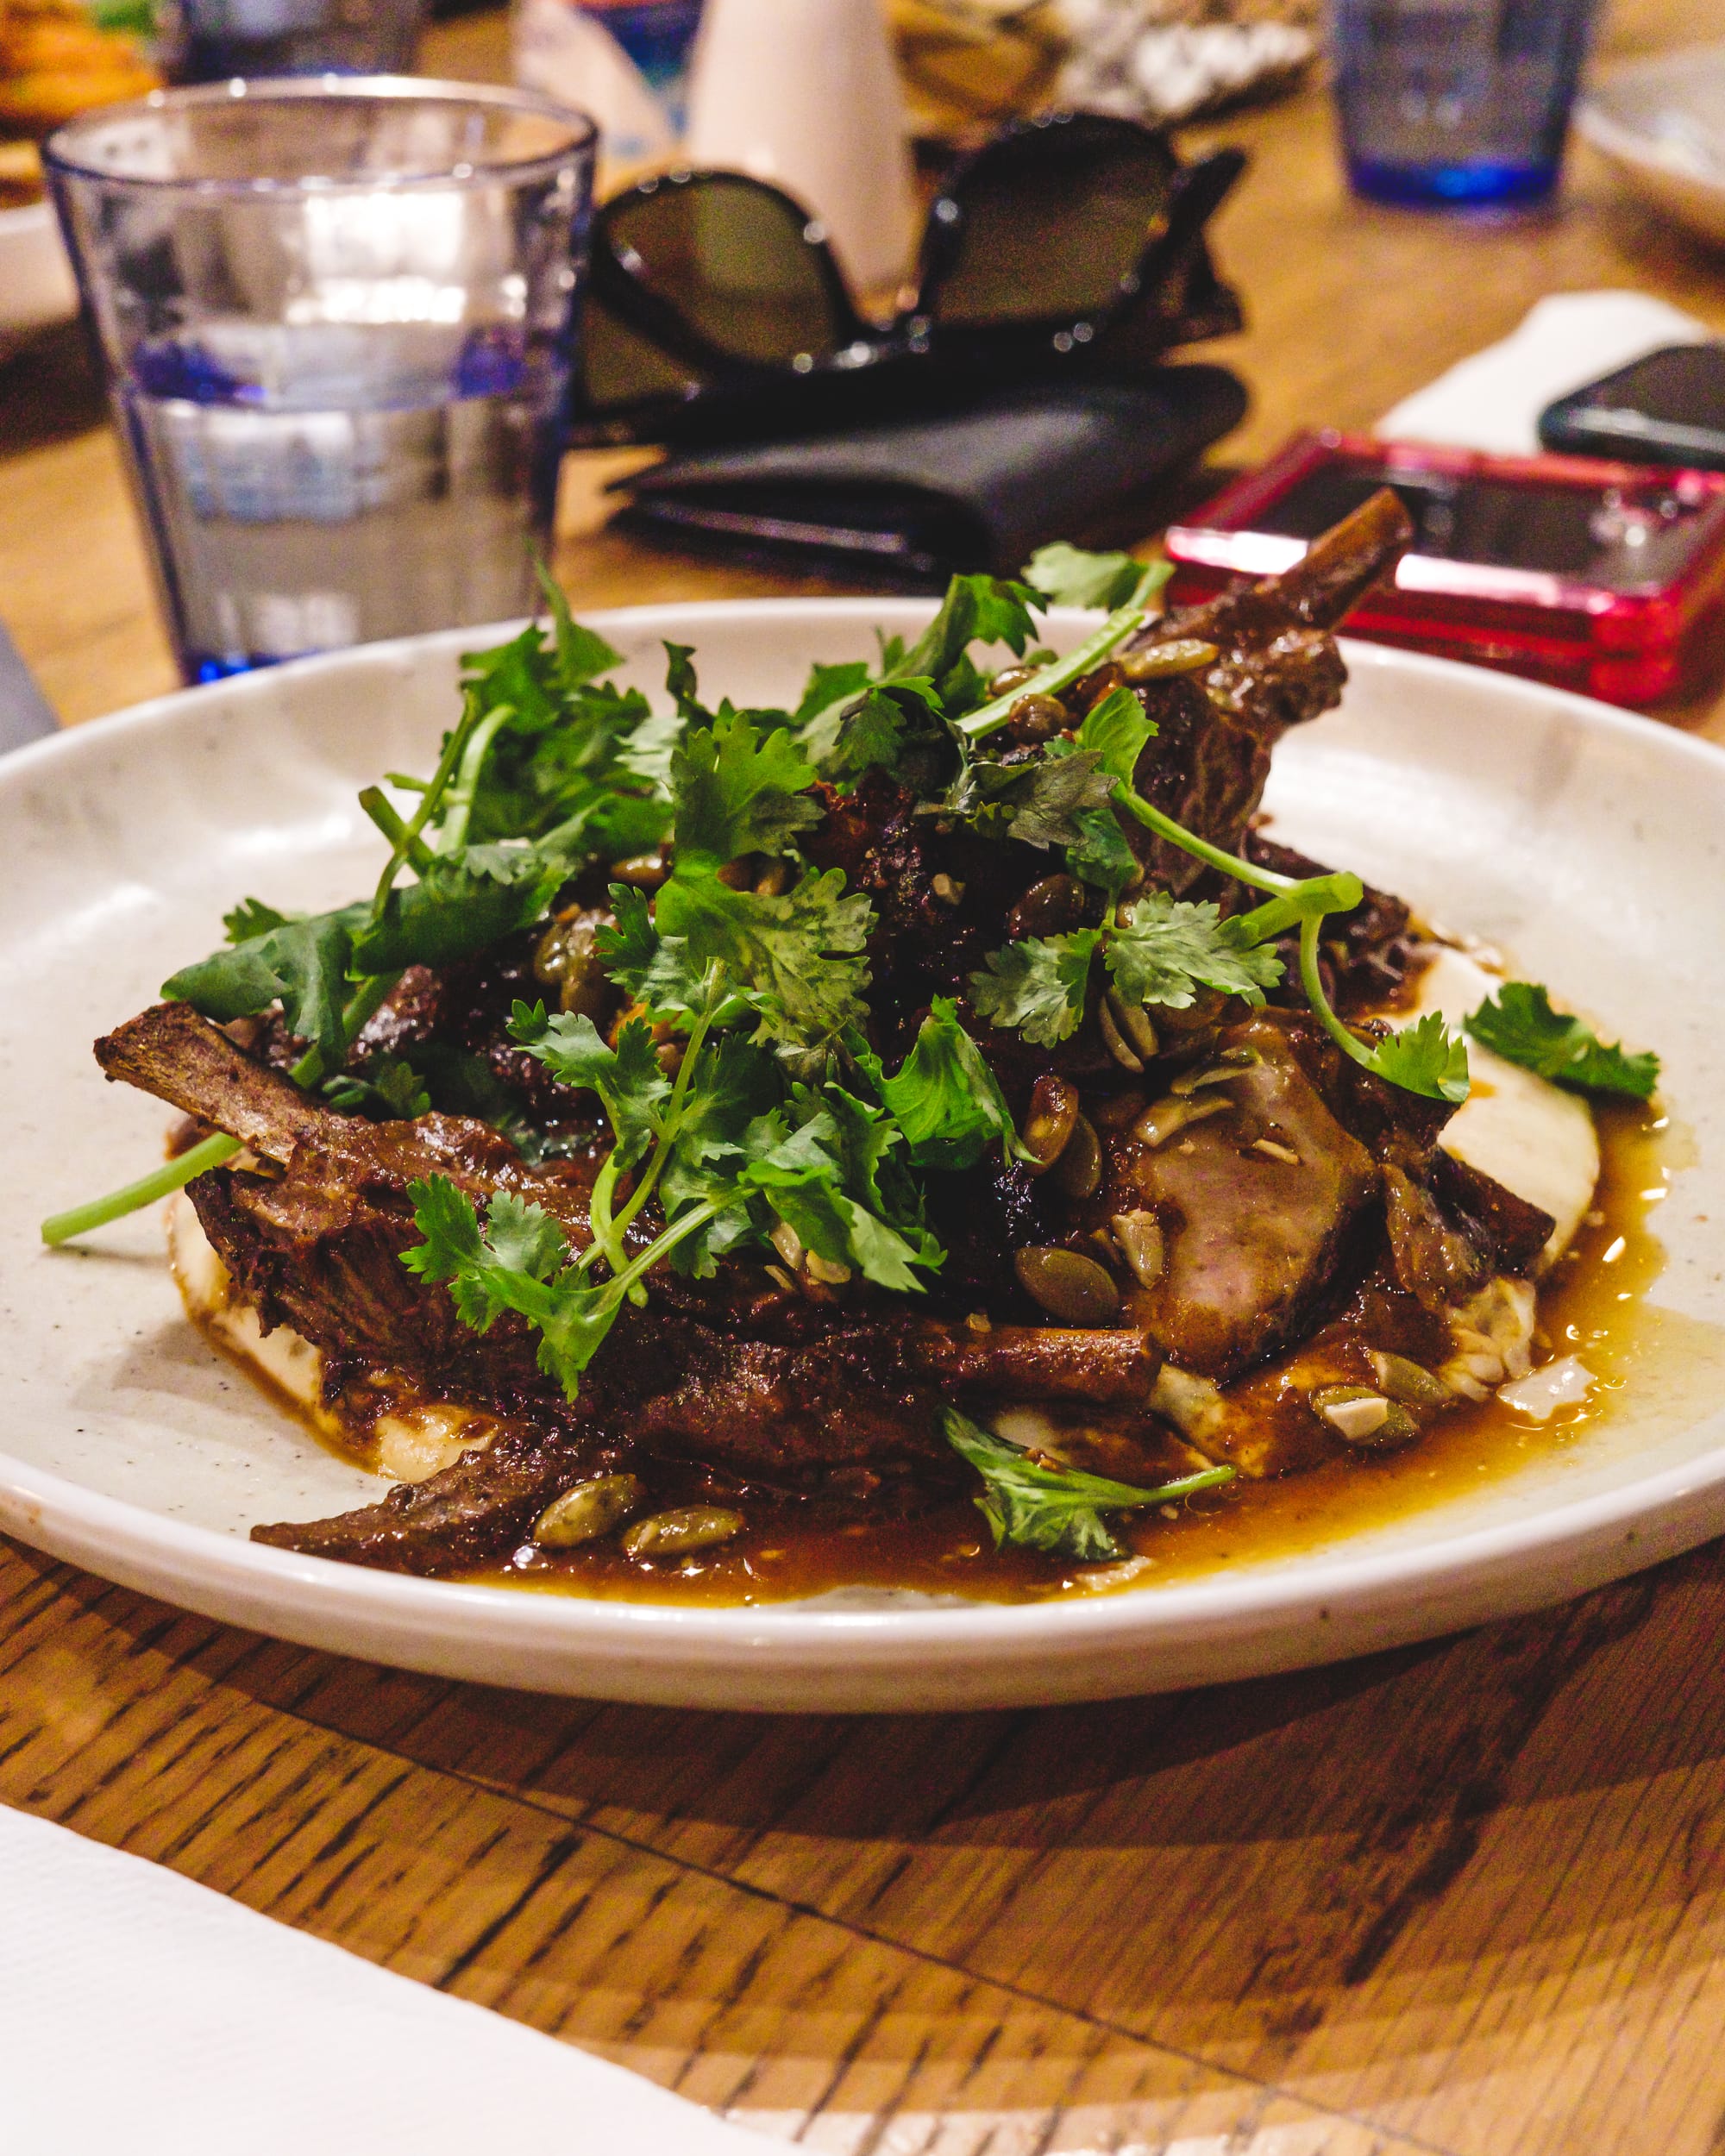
2, 606, 1722, 1711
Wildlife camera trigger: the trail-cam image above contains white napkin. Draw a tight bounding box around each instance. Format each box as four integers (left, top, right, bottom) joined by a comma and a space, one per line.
0, 1804, 772, 2155
1377, 290, 1712, 454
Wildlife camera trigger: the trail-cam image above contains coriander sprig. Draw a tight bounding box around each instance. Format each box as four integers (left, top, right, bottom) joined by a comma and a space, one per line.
944, 1408, 1234, 1560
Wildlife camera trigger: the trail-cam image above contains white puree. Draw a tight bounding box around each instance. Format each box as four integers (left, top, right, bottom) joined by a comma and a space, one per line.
1392, 947, 1600, 1266
166, 1193, 492, 1484
166, 948, 1601, 1484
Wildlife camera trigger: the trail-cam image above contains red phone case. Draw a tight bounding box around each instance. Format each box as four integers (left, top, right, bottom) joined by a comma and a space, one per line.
1163, 432, 1725, 707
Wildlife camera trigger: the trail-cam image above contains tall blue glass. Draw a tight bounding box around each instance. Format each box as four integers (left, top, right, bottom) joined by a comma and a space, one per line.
45, 80, 595, 682
1329, 0, 1601, 211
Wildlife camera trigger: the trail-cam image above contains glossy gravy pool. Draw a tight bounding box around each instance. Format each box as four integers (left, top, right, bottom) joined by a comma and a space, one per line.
480, 1102, 1673, 1607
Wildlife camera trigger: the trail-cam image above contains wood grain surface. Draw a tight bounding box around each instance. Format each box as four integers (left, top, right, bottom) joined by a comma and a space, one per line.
5, 3, 1725, 2149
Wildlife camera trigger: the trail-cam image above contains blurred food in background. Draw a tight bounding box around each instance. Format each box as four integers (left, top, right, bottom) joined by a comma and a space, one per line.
0, 0, 159, 204
888, 0, 1314, 146
1055, 0, 1314, 127
888, 0, 1064, 143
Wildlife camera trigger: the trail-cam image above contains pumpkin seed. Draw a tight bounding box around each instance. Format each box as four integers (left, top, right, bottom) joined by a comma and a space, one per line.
622, 1506, 744, 1560
1014, 1245, 1120, 1325
1006, 873, 1086, 940
1004, 693, 1072, 743
1020, 1073, 1079, 1172
1120, 638, 1219, 680
1105, 990, 1160, 1063
1098, 998, 1145, 1073
986, 662, 1036, 698
609, 851, 668, 889
1133, 1094, 1230, 1148
1111, 1210, 1165, 1287
1050, 1113, 1102, 1200
1369, 1351, 1451, 1407
1310, 1385, 1419, 1448
534, 1473, 644, 1548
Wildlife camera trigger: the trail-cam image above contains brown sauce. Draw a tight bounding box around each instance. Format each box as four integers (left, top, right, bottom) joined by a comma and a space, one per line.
480, 1101, 1674, 1607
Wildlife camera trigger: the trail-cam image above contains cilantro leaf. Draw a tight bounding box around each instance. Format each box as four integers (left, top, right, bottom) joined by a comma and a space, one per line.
1076, 683, 1157, 787
1370, 1010, 1472, 1104
348, 846, 568, 976
663, 641, 716, 730
874, 997, 1020, 1171
1066, 806, 1139, 900
400, 1175, 610, 1400
938, 745, 1115, 851
508, 1001, 671, 1168
740, 1109, 937, 1293
592, 883, 731, 1027
969, 929, 1102, 1047
535, 564, 624, 694
1466, 982, 1659, 1100
944, 1408, 1233, 1560
656, 868, 873, 1056
1023, 541, 1149, 612
165, 902, 367, 1067
223, 897, 293, 945
899, 573, 1042, 683
795, 660, 873, 730
792, 661, 875, 768
1107, 893, 1284, 1012
670, 708, 822, 871
321, 1056, 431, 1122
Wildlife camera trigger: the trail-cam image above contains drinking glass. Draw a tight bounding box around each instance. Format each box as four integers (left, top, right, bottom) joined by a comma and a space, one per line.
1328, 0, 1601, 211
45, 79, 596, 682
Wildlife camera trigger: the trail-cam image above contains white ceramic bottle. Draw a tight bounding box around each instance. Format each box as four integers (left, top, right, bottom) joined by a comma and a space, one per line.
683, 0, 919, 299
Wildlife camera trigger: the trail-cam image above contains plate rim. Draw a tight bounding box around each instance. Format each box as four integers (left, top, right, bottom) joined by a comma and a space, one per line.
4, 607, 1723, 1702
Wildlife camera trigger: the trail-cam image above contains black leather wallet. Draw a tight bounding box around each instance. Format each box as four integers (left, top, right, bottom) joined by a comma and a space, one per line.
608, 367, 1248, 583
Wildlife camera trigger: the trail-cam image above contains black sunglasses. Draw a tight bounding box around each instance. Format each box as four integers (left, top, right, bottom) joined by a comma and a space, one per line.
572, 110, 1246, 446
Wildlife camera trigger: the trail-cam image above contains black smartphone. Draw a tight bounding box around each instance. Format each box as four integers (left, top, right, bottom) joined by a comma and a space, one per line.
1539, 343, 1725, 473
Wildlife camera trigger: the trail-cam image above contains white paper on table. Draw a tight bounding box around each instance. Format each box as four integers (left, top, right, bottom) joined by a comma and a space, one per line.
1377, 290, 1712, 454
0, 1803, 774, 2155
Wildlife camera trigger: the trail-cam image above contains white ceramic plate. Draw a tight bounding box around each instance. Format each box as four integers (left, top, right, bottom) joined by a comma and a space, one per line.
0, 201, 78, 360
2, 605, 1722, 1710
1578, 44, 1725, 250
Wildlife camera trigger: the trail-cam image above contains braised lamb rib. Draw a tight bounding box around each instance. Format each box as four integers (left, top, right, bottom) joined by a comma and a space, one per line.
94, 493, 1554, 1576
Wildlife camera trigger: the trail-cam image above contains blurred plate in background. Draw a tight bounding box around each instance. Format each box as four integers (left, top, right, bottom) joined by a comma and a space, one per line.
0, 200, 78, 360
1578, 44, 1725, 251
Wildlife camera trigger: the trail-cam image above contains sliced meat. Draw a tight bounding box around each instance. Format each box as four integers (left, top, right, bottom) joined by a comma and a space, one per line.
1383, 1150, 1554, 1313
1107, 1011, 1379, 1377
1108, 490, 1415, 889
97, 1002, 327, 1163
1142, 486, 1414, 740
252, 1419, 608, 1576
907, 1319, 1162, 1403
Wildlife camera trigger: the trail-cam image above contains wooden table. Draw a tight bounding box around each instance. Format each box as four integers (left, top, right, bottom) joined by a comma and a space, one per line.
5, 6, 1725, 2150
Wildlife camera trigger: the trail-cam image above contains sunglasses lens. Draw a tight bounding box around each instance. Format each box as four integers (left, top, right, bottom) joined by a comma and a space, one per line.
930, 121, 1178, 329
603, 175, 851, 367
580, 290, 707, 413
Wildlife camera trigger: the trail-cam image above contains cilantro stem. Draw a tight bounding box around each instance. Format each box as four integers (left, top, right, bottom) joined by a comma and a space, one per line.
41, 1131, 241, 1246
359, 788, 436, 874
599, 1195, 724, 1305
367, 686, 486, 917
1114, 786, 1298, 896
959, 567, 1170, 742
1297, 911, 1382, 1076
41, 970, 402, 1246
436, 707, 512, 855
